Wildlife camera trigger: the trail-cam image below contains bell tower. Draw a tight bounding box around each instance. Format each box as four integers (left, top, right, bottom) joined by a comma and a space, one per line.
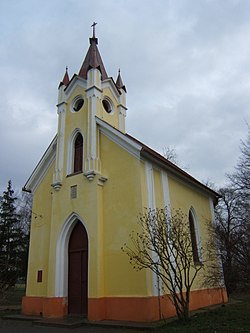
52, 24, 127, 189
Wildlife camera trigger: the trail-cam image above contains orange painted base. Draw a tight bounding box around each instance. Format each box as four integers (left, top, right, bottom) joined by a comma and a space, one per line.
22, 287, 227, 322
89, 287, 228, 321
22, 296, 67, 318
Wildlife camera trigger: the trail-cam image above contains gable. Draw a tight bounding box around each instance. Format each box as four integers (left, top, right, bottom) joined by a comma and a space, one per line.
24, 115, 219, 204
23, 136, 57, 193
97, 117, 219, 202
97, 117, 141, 159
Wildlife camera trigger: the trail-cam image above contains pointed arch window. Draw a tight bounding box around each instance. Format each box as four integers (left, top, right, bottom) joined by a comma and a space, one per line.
74, 133, 83, 173
189, 209, 202, 264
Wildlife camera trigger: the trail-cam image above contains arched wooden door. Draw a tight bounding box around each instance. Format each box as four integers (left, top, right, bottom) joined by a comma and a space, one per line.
68, 221, 88, 315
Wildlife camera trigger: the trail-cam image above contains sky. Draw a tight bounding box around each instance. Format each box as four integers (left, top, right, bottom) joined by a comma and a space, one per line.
0, 0, 250, 194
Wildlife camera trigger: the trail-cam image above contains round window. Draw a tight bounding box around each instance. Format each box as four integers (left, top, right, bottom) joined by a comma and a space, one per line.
102, 99, 112, 114
72, 98, 84, 112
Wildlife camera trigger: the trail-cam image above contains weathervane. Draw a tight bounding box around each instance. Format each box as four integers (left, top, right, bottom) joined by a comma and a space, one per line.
91, 22, 97, 38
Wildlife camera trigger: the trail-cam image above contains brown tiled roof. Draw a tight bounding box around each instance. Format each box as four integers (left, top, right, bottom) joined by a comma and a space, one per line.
78, 37, 108, 80
125, 132, 219, 200
97, 116, 219, 200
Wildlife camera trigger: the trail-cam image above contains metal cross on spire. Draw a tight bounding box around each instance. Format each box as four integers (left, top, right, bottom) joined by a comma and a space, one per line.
91, 22, 97, 38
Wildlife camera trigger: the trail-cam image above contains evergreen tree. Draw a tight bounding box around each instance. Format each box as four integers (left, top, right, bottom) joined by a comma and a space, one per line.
16, 191, 32, 282
0, 180, 25, 290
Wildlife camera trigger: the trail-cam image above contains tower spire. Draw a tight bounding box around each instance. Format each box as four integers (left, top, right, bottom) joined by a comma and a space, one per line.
62, 66, 70, 85
59, 66, 70, 88
116, 69, 127, 92
78, 23, 108, 80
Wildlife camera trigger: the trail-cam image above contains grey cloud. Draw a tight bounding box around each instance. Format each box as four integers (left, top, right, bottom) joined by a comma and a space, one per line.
0, 0, 249, 193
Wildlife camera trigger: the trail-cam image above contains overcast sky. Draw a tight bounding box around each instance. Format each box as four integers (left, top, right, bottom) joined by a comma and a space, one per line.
1, 0, 250, 194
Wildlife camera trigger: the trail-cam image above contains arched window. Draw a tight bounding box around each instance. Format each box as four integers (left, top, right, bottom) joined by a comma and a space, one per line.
189, 209, 201, 264
73, 133, 83, 173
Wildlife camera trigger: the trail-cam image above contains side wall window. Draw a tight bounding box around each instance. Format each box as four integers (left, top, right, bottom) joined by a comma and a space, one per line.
189, 209, 201, 264
74, 133, 83, 173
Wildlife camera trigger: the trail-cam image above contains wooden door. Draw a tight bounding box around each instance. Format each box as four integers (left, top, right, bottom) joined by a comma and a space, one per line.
68, 221, 88, 315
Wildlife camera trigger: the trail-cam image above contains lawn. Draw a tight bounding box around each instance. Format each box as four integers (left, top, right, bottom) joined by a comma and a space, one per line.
160, 293, 250, 333
0, 285, 25, 306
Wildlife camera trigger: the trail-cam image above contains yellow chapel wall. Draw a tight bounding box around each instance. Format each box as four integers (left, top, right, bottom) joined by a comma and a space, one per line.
53, 85, 104, 297
26, 138, 216, 300
100, 133, 154, 297
137, 162, 216, 293
97, 86, 120, 129
26, 79, 216, 301
62, 86, 88, 179
26, 84, 100, 298
27, 172, 106, 299
33, 83, 124, 299
164, 173, 214, 290
153, 168, 165, 209
25, 161, 54, 297
46, 173, 102, 297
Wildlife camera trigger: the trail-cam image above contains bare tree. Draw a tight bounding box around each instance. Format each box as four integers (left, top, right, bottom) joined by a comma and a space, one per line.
163, 146, 179, 164
163, 146, 189, 171
122, 208, 204, 321
215, 127, 250, 292
202, 218, 226, 291
228, 126, 250, 193
214, 187, 245, 294
16, 191, 32, 236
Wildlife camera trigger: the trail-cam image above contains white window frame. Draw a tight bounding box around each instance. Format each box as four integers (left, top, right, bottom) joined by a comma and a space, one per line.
67, 129, 84, 175
189, 207, 202, 263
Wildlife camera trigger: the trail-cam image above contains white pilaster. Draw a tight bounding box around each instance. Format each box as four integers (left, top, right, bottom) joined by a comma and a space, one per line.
145, 162, 160, 296
84, 69, 102, 180
161, 171, 171, 212
118, 106, 127, 133
52, 102, 66, 191
161, 171, 177, 291
117, 89, 127, 133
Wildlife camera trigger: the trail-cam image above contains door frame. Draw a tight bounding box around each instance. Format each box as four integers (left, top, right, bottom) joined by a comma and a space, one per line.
55, 213, 89, 300
68, 221, 88, 315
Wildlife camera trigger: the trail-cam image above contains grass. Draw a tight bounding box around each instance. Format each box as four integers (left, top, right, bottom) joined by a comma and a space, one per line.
159, 293, 250, 333
0, 284, 25, 306
0, 285, 25, 318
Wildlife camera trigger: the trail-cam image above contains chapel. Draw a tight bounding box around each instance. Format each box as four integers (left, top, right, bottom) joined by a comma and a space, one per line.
22, 25, 227, 322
